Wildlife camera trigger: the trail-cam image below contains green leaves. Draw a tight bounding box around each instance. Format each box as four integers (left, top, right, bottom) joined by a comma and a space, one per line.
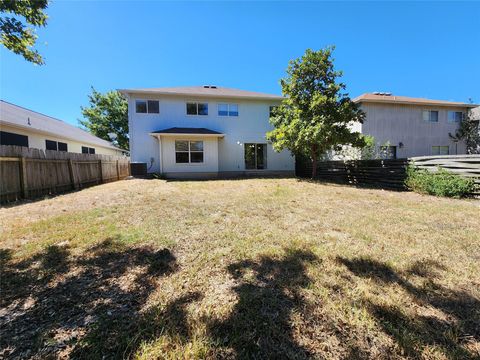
0, 0, 48, 65
267, 47, 366, 170
80, 88, 129, 150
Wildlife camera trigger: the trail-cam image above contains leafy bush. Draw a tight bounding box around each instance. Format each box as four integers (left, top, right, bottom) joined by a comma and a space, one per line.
406, 166, 476, 198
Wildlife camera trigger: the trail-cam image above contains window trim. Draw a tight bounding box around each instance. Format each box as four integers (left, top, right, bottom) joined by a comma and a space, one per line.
431, 145, 449, 155
186, 102, 209, 116
423, 109, 439, 123
45, 139, 58, 151
58, 142, 68, 152
0, 130, 29, 147
174, 140, 204, 164
379, 145, 397, 160
244, 143, 268, 170
448, 111, 463, 123
135, 99, 160, 114
217, 103, 239, 117
81, 146, 95, 154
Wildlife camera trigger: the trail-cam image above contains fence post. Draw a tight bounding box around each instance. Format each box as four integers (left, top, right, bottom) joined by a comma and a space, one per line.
68, 159, 78, 190
20, 157, 28, 198
116, 159, 120, 180
99, 160, 104, 183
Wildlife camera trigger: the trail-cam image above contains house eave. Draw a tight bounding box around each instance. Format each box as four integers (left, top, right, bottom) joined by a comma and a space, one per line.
150, 132, 225, 138
354, 99, 478, 108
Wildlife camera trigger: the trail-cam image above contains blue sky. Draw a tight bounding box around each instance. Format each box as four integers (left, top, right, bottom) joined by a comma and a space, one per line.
1, 1, 479, 126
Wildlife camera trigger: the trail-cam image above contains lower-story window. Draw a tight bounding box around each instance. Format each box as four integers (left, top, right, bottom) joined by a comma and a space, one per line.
245, 143, 267, 170
175, 140, 204, 163
432, 146, 449, 155
379, 145, 397, 159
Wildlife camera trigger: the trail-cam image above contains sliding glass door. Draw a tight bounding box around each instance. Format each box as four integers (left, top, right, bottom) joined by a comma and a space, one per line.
245, 143, 267, 170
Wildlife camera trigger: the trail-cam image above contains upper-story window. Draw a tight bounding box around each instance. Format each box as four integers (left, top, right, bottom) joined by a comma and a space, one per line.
422, 110, 439, 122
186, 102, 208, 115
448, 111, 464, 123
218, 103, 238, 116
136, 100, 159, 114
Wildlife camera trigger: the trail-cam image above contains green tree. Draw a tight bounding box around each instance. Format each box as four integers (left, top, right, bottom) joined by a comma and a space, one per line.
80, 88, 129, 150
266, 47, 366, 178
0, 0, 48, 65
448, 111, 480, 154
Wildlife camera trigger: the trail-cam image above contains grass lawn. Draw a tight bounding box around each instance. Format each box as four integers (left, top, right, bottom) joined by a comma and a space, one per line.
1, 178, 479, 359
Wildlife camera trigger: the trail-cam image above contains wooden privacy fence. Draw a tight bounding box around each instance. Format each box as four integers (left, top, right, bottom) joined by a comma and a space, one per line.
0, 145, 130, 203
410, 155, 480, 195
295, 157, 409, 190
296, 154, 480, 192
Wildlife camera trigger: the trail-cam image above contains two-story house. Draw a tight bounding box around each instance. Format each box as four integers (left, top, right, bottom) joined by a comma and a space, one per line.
353, 93, 478, 158
119, 86, 295, 178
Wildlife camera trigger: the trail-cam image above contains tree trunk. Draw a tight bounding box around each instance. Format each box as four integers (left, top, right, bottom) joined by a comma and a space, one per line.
311, 144, 317, 179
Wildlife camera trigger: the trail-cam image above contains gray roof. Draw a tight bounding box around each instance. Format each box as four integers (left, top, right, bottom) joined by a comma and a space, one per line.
151, 127, 223, 135
0, 100, 123, 151
118, 85, 284, 101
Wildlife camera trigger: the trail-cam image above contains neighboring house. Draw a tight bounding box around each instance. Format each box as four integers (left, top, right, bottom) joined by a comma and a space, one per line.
353, 93, 478, 158
0, 100, 124, 156
119, 86, 294, 178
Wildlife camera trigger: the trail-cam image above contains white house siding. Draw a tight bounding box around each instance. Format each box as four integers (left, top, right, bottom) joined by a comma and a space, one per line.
127, 94, 295, 175
359, 103, 467, 158
160, 136, 219, 177
0, 124, 122, 156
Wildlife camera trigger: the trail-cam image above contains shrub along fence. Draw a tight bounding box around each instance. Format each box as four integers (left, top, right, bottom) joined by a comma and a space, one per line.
0, 145, 130, 203
410, 155, 480, 196
295, 154, 480, 193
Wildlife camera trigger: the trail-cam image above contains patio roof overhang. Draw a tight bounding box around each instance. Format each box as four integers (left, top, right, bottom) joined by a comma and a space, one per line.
149, 127, 225, 138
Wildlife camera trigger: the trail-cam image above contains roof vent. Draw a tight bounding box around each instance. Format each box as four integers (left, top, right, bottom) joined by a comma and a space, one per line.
372, 92, 392, 96
203, 85, 217, 89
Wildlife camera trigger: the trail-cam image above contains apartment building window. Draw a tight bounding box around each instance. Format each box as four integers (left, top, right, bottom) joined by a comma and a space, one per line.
186, 102, 208, 115
218, 104, 238, 116
379, 145, 397, 159
45, 140, 68, 152
135, 100, 159, 114
0, 131, 28, 147
423, 110, 439, 122
175, 140, 204, 163
81, 146, 95, 154
431, 146, 449, 155
448, 111, 463, 123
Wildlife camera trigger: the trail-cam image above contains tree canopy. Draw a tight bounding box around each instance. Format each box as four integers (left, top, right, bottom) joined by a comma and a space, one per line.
266, 47, 366, 177
80, 88, 129, 150
0, 0, 48, 65
449, 111, 480, 154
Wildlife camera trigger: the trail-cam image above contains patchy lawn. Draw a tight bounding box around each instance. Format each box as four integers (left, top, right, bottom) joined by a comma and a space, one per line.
1, 178, 479, 359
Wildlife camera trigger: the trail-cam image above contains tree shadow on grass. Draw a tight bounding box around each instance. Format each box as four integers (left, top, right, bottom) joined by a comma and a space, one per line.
0, 239, 178, 359
209, 249, 319, 359
337, 256, 479, 359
